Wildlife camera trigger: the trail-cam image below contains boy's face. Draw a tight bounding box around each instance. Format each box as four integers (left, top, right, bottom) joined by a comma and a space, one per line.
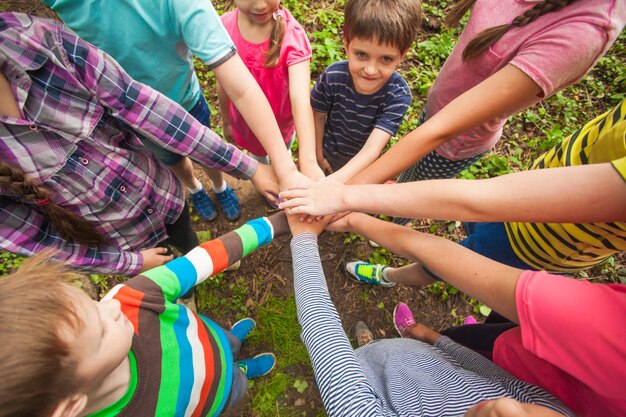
344, 37, 405, 95
63, 285, 134, 384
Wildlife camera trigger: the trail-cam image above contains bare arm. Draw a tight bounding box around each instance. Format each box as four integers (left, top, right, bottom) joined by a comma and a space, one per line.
329, 128, 391, 183
340, 212, 521, 322
215, 80, 233, 142
213, 54, 307, 188
349, 64, 543, 185
281, 163, 626, 223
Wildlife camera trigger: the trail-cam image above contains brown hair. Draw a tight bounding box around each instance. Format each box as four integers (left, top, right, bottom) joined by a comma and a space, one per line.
344, 0, 423, 54
0, 253, 85, 417
445, 0, 579, 60
264, 6, 287, 67
0, 161, 106, 245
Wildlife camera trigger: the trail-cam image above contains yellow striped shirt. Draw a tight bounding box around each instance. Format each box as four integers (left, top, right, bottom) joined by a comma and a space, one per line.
505, 100, 626, 272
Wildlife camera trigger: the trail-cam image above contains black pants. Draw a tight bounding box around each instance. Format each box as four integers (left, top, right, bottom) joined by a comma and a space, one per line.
160, 201, 199, 255
442, 311, 517, 360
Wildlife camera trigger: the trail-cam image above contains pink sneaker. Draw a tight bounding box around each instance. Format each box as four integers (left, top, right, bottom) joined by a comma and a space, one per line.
463, 316, 478, 325
393, 302, 416, 337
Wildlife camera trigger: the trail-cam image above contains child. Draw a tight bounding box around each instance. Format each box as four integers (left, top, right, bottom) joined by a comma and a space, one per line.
294, 0, 626, 221
286, 213, 575, 417
0, 13, 277, 275
219, 0, 318, 178
0, 212, 290, 417
44, 0, 310, 220
320, 211, 626, 417
303, 0, 421, 183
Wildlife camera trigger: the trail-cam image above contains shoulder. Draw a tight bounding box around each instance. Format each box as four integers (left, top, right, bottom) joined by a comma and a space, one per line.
386, 72, 411, 95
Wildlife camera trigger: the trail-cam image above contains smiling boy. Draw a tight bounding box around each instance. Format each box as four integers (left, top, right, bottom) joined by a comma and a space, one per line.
305, 0, 422, 182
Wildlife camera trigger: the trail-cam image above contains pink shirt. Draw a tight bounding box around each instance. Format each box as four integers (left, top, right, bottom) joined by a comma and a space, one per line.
428, 0, 626, 160
221, 8, 312, 156
493, 271, 626, 417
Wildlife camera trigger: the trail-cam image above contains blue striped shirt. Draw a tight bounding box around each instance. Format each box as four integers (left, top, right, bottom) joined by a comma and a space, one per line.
311, 61, 411, 159
291, 234, 574, 416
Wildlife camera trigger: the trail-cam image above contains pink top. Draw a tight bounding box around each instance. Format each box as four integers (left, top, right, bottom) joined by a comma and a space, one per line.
221, 8, 312, 156
428, 0, 626, 160
493, 270, 626, 417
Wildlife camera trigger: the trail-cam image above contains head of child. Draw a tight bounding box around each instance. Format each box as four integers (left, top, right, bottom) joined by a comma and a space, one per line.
234, 0, 286, 68
343, 0, 422, 95
0, 255, 134, 417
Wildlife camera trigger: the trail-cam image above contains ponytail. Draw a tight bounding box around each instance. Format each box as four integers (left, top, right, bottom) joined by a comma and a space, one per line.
0, 161, 106, 246
445, 0, 579, 61
264, 7, 287, 68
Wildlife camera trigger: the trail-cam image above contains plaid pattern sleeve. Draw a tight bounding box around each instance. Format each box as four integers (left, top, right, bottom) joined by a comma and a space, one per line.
61, 26, 258, 181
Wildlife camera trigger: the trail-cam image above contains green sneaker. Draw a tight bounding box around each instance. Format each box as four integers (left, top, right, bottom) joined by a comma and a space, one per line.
345, 261, 395, 287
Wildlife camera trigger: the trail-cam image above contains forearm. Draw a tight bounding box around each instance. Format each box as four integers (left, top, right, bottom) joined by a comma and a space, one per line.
346, 213, 521, 322
343, 164, 626, 223
313, 111, 327, 162
291, 234, 385, 416
331, 132, 389, 183
216, 81, 232, 129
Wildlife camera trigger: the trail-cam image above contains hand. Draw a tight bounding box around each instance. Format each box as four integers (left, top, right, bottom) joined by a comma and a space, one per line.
278, 168, 314, 193
300, 161, 326, 181
286, 212, 330, 236
464, 398, 564, 417
139, 247, 174, 273
279, 177, 346, 216
324, 211, 354, 233
402, 323, 441, 344
222, 123, 233, 142
318, 158, 333, 175
251, 163, 280, 204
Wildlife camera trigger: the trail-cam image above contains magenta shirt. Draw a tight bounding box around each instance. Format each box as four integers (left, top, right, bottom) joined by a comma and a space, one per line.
494, 271, 626, 417
428, 0, 626, 160
221, 8, 312, 156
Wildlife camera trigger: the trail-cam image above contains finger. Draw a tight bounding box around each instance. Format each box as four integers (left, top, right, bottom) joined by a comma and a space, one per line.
278, 197, 307, 209
156, 247, 169, 254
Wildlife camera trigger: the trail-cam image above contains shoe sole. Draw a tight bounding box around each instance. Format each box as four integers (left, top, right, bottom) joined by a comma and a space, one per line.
392, 303, 406, 337
231, 317, 256, 342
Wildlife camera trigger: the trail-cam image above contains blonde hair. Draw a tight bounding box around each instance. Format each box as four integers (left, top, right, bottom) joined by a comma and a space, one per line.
0, 253, 85, 417
344, 0, 423, 53
445, 0, 579, 60
0, 161, 106, 246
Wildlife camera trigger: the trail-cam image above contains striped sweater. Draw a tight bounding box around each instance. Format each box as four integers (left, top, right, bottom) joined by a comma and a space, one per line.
291, 233, 574, 417
92, 213, 288, 417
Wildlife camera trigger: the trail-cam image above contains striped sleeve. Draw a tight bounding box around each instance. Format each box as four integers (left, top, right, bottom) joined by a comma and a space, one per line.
143, 212, 288, 301
291, 234, 386, 417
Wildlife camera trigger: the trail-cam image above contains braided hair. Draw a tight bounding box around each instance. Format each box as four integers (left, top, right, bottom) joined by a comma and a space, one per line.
445, 0, 579, 60
264, 6, 287, 67
0, 161, 106, 245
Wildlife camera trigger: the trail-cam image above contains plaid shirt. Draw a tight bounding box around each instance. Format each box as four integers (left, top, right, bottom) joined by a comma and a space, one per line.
0, 13, 257, 275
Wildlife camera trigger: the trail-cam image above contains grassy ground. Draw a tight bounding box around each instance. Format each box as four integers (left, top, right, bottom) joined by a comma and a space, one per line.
1, 0, 626, 416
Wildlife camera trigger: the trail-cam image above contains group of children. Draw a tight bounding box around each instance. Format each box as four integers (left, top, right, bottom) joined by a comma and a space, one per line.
1, 0, 625, 415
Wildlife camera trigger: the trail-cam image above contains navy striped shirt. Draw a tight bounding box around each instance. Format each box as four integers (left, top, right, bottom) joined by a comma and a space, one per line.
291, 234, 574, 417
311, 61, 411, 158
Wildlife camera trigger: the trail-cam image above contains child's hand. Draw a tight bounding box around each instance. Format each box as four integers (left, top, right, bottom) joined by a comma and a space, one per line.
300, 162, 326, 181
287, 212, 329, 236
464, 398, 562, 417
139, 247, 174, 273
279, 177, 346, 216
318, 158, 333, 176
279, 169, 314, 193
324, 211, 354, 233
251, 164, 280, 204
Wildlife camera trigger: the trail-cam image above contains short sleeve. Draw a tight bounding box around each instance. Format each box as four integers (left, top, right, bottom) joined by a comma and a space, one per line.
509, 22, 608, 97
169, 0, 236, 68
311, 68, 332, 113
374, 74, 412, 136
515, 270, 626, 397
282, 18, 312, 67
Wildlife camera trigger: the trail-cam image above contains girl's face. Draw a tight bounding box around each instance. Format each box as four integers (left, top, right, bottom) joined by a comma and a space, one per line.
236, 0, 281, 25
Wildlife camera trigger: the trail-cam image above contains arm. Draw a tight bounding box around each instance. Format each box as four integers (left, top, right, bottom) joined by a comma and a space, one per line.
349, 64, 542, 185
213, 54, 308, 189
0, 198, 143, 275
289, 230, 388, 416
216, 80, 233, 142
340, 212, 522, 322
280, 163, 626, 223
289, 60, 325, 180
312, 110, 332, 175
328, 128, 391, 183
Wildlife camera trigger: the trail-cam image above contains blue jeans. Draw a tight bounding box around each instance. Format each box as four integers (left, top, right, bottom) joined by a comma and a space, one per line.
224, 330, 249, 410
141, 95, 211, 166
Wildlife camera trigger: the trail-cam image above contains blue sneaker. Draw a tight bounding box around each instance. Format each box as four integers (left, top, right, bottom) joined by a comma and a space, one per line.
345, 261, 396, 287
190, 188, 217, 221
236, 353, 276, 379
230, 317, 256, 344
215, 185, 241, 221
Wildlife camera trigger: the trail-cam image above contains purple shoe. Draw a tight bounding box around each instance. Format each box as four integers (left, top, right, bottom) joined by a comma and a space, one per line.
393, 302, 416, 337
463, 316, 478, 325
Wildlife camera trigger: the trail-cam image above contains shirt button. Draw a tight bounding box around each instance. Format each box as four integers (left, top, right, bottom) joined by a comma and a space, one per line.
29, 125, 38, 131
147, 207, 154, 214
79, 157, 89, 165
120, 185, 127, 193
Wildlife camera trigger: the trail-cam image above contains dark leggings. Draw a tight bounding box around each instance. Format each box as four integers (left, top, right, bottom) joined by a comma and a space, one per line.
442, 311, 517, 360
161, 201, 199, 255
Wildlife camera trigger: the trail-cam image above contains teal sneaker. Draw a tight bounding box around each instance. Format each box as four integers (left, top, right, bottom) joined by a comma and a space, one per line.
345, 261, 395, 287
230, 317, 256, 344
236, 353, 276, 378
190, 188, 217, 221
